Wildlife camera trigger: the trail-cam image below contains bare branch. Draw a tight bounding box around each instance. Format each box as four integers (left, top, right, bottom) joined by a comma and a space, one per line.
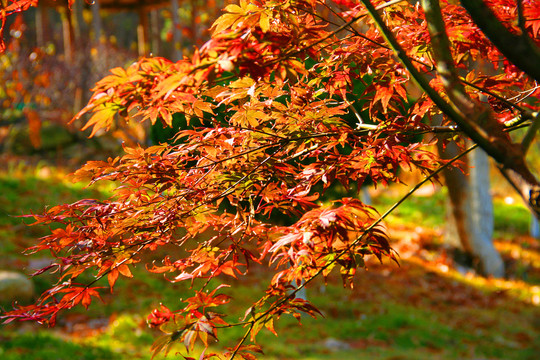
375, 0, 407, 10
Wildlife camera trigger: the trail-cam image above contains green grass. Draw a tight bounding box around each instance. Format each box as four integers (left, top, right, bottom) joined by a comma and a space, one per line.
0, 163, 109, 228
372, 189, 447, 229
0, 162, 112, 264
2, 278, 538, 360
0, 331, 122, 360
492, 198, 532, 235
373, 188, 533, 236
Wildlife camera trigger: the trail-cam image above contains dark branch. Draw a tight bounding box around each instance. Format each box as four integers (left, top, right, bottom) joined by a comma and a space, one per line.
460, 0, 540, 83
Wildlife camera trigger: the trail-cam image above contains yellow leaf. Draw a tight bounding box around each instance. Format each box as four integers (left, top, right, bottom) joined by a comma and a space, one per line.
154, 73, 184, 100
212, 13, 241, 34
81, 106, 117, 137
194, 100, 215, 116
230, 77, 255, 89
224, 4, 243, 14
259, 12, 270, 32
246, 110, 267, 127
109, 67, 126, 77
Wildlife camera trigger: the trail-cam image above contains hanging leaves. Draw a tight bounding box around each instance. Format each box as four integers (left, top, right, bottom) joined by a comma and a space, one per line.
1, 0, 539, 359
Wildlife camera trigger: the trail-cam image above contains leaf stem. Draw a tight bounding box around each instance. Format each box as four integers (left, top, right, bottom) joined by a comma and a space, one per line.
228, 321, 255, 360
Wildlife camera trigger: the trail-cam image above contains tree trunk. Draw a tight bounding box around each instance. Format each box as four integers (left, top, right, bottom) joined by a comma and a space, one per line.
171, 0, 182, 61
91, 0, 103, 44
59, 5, 74, 63
438, 140, 505, 277
150, 9, 161, 56
137, 9, 150, 57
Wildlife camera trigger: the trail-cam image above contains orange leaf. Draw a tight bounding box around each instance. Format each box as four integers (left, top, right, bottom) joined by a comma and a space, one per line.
118, 264, 133, 278
25, 109, 41, 148
108, 268, 119, 289
81, 106, 117, 137
81, 291, 92, 309
264, 317, 278, 336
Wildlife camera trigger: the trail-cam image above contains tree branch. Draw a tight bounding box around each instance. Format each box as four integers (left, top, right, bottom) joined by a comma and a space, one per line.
316, 1, 534, 120
248, 141, 480, 336
360, 0, 536, 183
460, 0, 540, 83
498, 166, 540, 220
421, 0, 475, 113
517, 0, 528, 36
375, 0, 407, 10
422, 0, 539, 218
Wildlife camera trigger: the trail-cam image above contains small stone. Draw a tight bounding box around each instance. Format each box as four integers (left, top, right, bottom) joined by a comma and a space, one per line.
322, 337, 351, 351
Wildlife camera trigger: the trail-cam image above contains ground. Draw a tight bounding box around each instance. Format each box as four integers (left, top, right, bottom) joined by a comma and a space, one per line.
0, 154, 539, 360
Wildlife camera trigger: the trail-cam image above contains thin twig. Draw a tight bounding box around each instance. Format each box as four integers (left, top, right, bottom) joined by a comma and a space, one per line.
375, 0, 407, 10
228, 321, 255, 359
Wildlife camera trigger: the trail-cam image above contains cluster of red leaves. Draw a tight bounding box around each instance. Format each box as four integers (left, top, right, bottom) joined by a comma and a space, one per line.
268, 198, 395, 289
149, 287, 230, 358
147, 304, 175, 328
1, 0, 540, 358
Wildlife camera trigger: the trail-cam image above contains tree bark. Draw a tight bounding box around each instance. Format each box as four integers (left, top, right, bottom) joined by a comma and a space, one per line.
60, 5, 74, 63
531, 215, 540, 239
150, 9, 161, 56
438, 140, 504, 277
